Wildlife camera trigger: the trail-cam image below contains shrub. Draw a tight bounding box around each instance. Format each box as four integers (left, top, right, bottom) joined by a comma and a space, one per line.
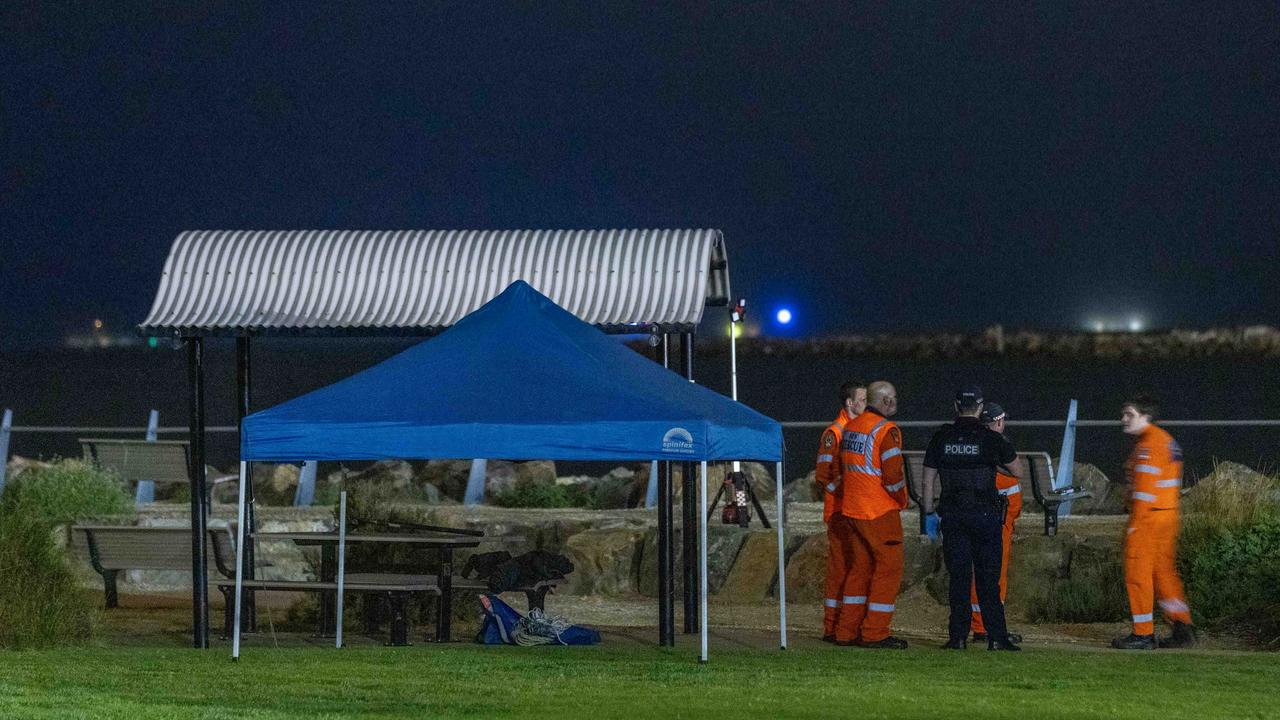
491, 480, 591, 509
1179, 466, 1280, 645
1024, 545, 1129, 624
1, 459, 132, 524
0, 459, 128, 648
0, 505, 98, 648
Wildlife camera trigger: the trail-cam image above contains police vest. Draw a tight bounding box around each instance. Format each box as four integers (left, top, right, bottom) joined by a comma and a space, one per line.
935, 425, 1001, 511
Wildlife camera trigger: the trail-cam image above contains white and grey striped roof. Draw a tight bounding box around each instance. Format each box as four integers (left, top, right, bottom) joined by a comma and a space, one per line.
138, 229, 730, 336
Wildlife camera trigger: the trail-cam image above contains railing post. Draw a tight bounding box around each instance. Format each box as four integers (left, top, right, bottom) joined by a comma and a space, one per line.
135, 409, 159, 505
1054, 399, 1078, 516
294, 461, 317, 506
464, 459, 487, 506
0, 408, 11, 497
645, 461, 658, 509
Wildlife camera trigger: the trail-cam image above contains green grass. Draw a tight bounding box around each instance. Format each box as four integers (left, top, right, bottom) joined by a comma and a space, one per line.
0, 642, 1276, 719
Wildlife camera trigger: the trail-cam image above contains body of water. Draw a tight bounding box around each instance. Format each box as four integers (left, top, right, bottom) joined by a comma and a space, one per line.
2, 341, 1277, 483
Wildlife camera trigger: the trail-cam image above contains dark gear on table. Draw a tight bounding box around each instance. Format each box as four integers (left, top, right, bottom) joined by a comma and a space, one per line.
924, 390, 1019, 651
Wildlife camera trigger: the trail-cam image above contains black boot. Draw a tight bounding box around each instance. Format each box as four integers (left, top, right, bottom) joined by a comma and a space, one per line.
1158, 622, 1197, 649
856, 636, 909, 649
1111, 633, 1156, 650
821, 634, 836, 644
942, 638, 967, 650
988, 636, 1021, 651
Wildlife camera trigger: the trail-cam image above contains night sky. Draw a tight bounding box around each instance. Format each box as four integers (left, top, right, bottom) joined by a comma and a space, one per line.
3, 3, 1277, 346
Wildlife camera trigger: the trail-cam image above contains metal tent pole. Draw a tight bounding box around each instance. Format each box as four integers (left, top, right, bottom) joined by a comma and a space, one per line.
698, 460, 708, 663
187, 338, 209, 649
235, 337, 257, 631
775, 460, 788, 650
231, 461, 247, 660
681, 332, 698, 634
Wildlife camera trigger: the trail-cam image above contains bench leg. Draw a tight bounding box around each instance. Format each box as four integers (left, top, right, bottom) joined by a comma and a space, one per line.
363, 594, 384, 634
103, 570, 119, 609
219, 586, 234, 641
387, 592, 411, 647
436, 547, 454, 643
524, 586, 551, 612
1043, 503, 1060, 537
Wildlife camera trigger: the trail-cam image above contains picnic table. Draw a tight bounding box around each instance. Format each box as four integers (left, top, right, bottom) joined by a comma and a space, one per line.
252, 531, 482, 642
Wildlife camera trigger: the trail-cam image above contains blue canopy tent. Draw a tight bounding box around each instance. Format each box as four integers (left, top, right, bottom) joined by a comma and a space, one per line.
231, 281, 786, 661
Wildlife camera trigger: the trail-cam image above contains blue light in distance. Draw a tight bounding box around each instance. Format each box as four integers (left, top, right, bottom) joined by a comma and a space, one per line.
775, 308, 793, 325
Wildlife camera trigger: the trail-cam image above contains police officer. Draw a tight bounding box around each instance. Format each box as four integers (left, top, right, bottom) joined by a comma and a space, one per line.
920, 385, 1021, 651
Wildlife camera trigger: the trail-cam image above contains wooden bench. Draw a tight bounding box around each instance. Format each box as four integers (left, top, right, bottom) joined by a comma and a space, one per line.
72, 525, 238, 608
213, 578, 440, 646
80, 438, 194, 490
901, 450, 1092, 536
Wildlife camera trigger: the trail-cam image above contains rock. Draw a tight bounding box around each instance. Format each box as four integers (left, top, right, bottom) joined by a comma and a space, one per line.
270, 464, 301, 495
591, 466, 646, 509
347, 460, 414, 490
412, 460, 473, 500
717, 531, 781, 602
484, 461, 520, 497
1061, 462, 1126, 515
781, 532, 827, 602
5, 455, 51, 479
562, 528, 645, 595
637, 526, 747, 596
515, 460, 557, 487
783, 470, 822, 504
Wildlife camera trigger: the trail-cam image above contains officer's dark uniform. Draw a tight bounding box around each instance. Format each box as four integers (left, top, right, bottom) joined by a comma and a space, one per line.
924, 400, 1018, 647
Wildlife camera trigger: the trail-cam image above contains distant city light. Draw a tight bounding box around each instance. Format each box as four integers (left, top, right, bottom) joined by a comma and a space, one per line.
775, 308, 793, 325
1083, 313, 1148, 333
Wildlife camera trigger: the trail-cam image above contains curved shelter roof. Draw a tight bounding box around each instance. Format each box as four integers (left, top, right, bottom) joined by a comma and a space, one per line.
139, 229, 729, 337
240, 281, 781, 463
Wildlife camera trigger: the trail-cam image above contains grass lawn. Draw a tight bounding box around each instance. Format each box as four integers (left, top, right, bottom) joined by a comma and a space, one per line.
1, 639, 1276, 720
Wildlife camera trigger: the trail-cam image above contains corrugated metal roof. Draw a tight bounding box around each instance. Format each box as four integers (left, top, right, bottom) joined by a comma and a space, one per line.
138, 229, 730, 336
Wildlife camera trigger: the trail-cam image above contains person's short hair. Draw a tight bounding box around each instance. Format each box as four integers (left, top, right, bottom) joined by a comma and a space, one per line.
1123, 395, 1159, 420
839, 379, 867, 405
956, 400, 982, 415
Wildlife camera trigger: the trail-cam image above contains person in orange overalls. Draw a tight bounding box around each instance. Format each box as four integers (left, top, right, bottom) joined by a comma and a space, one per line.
834, 380, 910, 649
969, 402, 1025, 643
1112, 396, 1196, 650
816, 379, 867, 642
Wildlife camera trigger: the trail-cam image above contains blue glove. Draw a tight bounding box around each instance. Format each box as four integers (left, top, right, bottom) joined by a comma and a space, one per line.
924, 513, 941, 542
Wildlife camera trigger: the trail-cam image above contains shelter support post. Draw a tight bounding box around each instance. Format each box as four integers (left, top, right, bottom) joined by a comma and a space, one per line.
656, 333, 675, 646
681, 332, 698, 634
188, 338, 209, 649
235, 337, 257, 631
698, 460, 708, 663
464, 459, 487, 506
232, 461, 247, 660
294, 462, 317, 506
775, 460, 787, 650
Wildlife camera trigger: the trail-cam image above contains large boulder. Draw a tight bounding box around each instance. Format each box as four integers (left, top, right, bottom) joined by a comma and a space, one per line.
1063, 463, 1126, 515
781, 532, 827, 602
346, 460, 414, 490
717, 531, 784, 602
637, 526, 748, 597
413, 459, 474, 500
591, 466, 647, 509
783, 470, 822, 504
562, 528, 645, 595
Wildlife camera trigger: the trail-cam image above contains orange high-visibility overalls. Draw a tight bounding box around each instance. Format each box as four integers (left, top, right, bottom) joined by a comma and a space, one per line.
971, 467, 1022, 634
1124, 424, 1192, 636
816, 409, 854, 637
834, 409, 908, 643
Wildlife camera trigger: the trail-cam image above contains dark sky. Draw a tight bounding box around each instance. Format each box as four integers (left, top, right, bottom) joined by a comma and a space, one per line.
3, 3, 1277, 345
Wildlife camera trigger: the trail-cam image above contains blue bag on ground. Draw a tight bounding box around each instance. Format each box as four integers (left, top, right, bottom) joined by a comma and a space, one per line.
476, 594, 600, 646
